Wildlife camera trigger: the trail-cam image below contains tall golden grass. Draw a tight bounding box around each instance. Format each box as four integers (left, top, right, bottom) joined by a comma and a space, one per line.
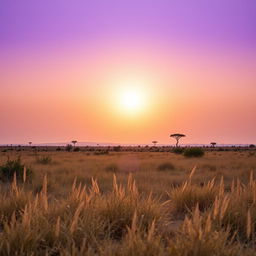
0, 151, 255, 255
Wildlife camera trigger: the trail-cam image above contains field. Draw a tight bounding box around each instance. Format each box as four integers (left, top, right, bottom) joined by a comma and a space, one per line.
0, 148, 256, 255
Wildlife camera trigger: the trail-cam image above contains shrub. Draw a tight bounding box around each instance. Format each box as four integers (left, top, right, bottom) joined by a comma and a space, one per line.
172, 147, 184, 154
56, 147, 61, 151
113, 146, 122, 152
0, 158, 33, 182
94, 150, 109, 155
73, 147, 80, 152
36, 155, 52, 165
157, 162, 175, 171
183, 147, 204, 157
65, 144, 73, 152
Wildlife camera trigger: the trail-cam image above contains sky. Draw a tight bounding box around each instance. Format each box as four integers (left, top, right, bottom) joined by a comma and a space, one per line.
0, 0, 255, 145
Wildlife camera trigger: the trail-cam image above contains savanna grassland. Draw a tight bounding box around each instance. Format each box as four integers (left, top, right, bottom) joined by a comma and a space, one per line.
0, 148, 256, 255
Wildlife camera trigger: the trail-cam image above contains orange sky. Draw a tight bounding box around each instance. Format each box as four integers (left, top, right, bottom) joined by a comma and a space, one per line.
0, 41, 255, 145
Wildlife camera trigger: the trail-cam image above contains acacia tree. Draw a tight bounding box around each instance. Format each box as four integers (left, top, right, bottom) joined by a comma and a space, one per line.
71, 140, 77, 148
170, 134, 185, 147
28, 142, 32, 147
211, 142, 217, 148
152, 141, 158, 147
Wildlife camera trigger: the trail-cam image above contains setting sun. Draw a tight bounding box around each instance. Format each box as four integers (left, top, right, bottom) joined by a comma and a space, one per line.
119, 87, 144, 112
107, 76, 154, 118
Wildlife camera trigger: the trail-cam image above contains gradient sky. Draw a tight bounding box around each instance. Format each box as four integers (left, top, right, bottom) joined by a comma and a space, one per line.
0, 0, 255, 145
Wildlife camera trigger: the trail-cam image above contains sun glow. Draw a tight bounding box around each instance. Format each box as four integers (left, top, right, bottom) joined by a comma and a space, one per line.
119, 87, 144, 112
106, 75, 156, 119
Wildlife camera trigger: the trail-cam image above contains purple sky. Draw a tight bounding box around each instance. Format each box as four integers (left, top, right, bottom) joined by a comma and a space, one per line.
1, 0, 256, 51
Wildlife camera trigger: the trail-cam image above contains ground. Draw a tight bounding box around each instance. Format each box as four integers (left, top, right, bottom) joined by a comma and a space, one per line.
0, 149, 256, 255
1, 150, 255, 197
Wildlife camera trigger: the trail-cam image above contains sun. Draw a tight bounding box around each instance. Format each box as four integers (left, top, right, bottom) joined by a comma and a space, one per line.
107, 76, 153, 118
120, 88, 142, 110
118, 86, 145, 113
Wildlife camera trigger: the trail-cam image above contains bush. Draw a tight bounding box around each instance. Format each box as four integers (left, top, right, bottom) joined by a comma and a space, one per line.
0, 158, 33, 182
36, 155, 52, 165
157, 162, 175, 171
94, 150, 109, 155
172, 147, 184, 154
65, 144, 73, 152
56, 147, 62, 151
183, 147, 204, 157
113, 146, 122, 152
73, 147, 80, 152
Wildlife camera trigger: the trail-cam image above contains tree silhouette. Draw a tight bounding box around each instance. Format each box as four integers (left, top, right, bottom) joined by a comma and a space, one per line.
152, 141, 158, 146
71, 140, 77, 148
170, 134, 185, 147
211, 142, 217, 148
28, 142, 32, 147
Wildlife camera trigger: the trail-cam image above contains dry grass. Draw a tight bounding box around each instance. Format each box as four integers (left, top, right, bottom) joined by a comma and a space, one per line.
0, 150, 255, 255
